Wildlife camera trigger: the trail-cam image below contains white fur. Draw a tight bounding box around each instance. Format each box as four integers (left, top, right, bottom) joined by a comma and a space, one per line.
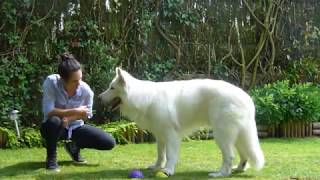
99, 68, 264, 177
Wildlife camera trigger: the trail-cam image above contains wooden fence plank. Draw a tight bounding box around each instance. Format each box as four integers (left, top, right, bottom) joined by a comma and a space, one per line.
313, 122, 320, 129
313, 129, 320, 136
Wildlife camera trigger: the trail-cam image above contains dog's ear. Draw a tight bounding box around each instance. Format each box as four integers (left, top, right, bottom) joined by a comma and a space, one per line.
116, 67, 121, 75
116, 67, 125, 86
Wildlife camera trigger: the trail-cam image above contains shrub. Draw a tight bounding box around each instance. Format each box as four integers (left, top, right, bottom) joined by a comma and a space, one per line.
141, 58, 175, 81
0, 126, 44, 149
100, 121, 214, 143
251, 80, 320, 125
20, 127, 44, 148
187, 128, 213, 141
98, 120, 149, 144
0, 127, 20, 148
284, 57, 320, 84
0, 55, 49, 127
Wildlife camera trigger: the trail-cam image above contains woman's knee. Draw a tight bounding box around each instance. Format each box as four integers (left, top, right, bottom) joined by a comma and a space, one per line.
40, 116, 62, 138
99, 134, 116, 150
91, 126, 116, 150
45, 116, 62, 127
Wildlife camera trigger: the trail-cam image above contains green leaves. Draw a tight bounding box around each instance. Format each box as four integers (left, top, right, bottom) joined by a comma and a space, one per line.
142, 58, 175, 81
0, 54, 53, 129
285, 57, 320, 84
0, 126, 44, 148
251, 80, 320, 125
162, 0, 199, 29
98, 120, 148, 144
20, 127, 44, 148
0, 127, 20, 148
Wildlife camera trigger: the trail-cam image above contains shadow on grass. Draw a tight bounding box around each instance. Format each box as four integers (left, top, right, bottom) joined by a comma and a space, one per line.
35, 169, 131, 179
34, 168, 254, 180
0, 161, 44, 177
0, 160, 99, 177
172, 171, 255, 179
0, 161, 254, 179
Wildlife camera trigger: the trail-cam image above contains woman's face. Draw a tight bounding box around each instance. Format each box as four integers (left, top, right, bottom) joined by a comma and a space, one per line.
65, 69, 82, 90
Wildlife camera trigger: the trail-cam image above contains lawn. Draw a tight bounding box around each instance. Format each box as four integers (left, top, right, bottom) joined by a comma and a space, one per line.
0, 138, 320, 180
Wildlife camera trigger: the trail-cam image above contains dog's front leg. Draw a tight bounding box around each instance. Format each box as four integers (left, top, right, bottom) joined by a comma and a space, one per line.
148, 138, 166, 170
162, 131, 181, 176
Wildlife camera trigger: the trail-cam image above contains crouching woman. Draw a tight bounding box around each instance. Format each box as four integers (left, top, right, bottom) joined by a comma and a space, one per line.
40, 52, 115, 171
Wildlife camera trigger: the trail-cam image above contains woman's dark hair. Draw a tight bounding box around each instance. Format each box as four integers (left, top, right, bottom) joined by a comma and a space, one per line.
57, 52, 81, 81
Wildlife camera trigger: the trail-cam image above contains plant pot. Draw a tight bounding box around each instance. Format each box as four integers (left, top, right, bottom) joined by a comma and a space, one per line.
0, 130, 8, 148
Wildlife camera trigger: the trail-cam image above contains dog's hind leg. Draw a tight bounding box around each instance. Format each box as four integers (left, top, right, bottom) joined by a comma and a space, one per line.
233, 134, 249, 172
148, 138, 166, 170
162, 130, 181, 176
209, 126, 238, 177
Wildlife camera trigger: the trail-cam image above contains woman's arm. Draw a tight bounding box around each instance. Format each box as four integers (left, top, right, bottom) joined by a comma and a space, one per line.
52, 106, 88, 128
84, 89, 94, 119
47, 106, 88, 119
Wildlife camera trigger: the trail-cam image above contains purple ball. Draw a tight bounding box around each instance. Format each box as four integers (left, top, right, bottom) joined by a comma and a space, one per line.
128, 170, 144, 178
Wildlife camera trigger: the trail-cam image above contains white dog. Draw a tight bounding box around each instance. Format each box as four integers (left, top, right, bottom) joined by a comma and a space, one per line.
99, 67, 264, 177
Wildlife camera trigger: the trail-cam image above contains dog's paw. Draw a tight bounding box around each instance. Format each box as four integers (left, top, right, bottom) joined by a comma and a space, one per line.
208, 172, 229, 178
232, 162, 250, 173
162, 168, 174, 176
232, 166, 246, 173
232, 167, 244, 174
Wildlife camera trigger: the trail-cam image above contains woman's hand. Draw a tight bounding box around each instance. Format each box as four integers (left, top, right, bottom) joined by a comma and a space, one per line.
75, 106, 89, 119
61, 106, 89, 127
62, 117, 69, 128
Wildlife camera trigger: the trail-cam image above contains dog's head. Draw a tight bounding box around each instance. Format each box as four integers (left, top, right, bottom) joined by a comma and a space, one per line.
98, 67, 127, 111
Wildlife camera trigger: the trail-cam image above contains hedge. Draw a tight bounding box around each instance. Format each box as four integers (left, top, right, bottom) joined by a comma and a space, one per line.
251, 80, 320, 125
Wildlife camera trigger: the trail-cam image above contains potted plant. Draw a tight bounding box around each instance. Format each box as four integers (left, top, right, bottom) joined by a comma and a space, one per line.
0, 127, 8, 148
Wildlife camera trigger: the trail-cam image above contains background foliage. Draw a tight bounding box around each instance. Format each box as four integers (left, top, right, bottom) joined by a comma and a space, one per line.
0, 0, 319, 129
251, 81, 320, 125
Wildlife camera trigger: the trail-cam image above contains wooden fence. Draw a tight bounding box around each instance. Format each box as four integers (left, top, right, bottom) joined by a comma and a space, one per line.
258, 122, 320, 138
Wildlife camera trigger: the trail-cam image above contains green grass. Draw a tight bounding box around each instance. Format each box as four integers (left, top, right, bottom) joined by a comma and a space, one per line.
0, 138, 320, 179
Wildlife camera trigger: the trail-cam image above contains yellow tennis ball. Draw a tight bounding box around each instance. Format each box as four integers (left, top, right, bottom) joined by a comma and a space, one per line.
155, 171, 169, 178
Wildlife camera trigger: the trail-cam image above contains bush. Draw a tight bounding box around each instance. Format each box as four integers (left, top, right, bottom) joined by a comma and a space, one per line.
98, 120, 149, 144
284, 57, 320, 84
0, 127, 20, 148
186, 128, 213, 141
141, 58, 175, 81
251, 80, 320, 125
100, 120, 214, 143
0, 126, 44, 149
20, 127, 44, 148
0, 55, 51, 127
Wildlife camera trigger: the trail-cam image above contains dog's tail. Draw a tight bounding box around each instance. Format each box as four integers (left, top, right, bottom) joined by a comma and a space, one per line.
247, 132, 265, 170
237, 122, 265, 171
246, 125, 265, 170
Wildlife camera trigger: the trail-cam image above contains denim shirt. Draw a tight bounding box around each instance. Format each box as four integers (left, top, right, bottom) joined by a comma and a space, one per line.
42, 74, 94, 131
